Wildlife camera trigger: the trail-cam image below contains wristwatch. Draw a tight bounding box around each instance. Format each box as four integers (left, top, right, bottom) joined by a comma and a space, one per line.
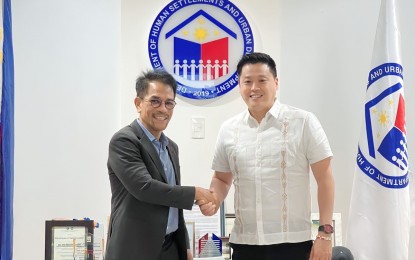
318, 224, 334, 234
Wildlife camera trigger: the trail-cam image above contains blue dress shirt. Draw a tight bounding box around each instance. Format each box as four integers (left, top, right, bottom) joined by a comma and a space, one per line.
136, 119, 178, 235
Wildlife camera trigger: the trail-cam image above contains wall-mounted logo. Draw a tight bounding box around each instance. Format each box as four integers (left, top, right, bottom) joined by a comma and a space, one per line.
148, 0, 254, 99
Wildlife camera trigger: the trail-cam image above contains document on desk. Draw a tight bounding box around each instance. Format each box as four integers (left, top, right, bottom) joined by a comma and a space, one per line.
184, 204, 221, 240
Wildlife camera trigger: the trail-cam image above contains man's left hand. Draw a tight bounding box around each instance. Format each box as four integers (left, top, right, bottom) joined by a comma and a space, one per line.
309, 238, 332, 260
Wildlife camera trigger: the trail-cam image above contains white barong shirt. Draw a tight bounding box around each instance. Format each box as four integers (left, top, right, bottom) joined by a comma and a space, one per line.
212, 101, 333, 245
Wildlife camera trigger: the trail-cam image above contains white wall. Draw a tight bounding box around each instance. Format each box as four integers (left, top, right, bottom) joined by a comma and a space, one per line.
12, 0, 414, 259
13, 0, 121, 259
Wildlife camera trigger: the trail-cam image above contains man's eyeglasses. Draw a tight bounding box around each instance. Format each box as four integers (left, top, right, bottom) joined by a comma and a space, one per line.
143, 98, 177, 110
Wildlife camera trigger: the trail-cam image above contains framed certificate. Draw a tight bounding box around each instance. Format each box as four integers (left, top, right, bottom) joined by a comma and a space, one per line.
45, 220, 94, 260
186, 222, 195, 256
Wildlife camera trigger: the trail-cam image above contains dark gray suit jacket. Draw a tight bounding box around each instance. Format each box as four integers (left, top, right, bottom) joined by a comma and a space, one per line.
105, 120, 195, 260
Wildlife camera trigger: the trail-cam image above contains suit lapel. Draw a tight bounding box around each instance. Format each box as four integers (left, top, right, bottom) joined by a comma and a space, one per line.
129, 120, 168, 183
166, 143, 180, 185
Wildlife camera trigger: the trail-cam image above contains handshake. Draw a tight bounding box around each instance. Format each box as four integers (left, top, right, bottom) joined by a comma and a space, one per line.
195, 187, 219, 216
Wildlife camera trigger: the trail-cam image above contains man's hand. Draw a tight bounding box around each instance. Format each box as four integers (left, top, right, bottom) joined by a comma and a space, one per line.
194, 187, 215, 205
187, 249, 193, 260
309, 236, 332, 260
199, 190, 219, 216
195, 187, 218, 216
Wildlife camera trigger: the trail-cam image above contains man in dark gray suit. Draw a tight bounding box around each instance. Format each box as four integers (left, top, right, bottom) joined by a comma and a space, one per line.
105, 69, 215, 260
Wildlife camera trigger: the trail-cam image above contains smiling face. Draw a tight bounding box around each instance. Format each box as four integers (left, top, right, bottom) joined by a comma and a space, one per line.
238, 62, 279, 122
135, 80, 175, 139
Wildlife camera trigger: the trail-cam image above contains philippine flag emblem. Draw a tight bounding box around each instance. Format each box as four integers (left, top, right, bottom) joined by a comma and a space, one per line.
148, 1, 254, 99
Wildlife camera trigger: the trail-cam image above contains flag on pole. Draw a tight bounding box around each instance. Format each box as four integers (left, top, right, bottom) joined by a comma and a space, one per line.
0, 0, 14, 259
346, 0, 410, 259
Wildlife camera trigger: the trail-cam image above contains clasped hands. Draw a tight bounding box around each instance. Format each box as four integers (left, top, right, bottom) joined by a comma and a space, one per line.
195, 187, 219, 216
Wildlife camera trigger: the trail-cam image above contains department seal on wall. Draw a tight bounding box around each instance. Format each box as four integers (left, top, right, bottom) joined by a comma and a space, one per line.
148, 0, 254, 99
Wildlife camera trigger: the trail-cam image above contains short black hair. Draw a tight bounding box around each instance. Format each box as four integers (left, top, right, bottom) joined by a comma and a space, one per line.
135, 69, 178, 98
236, 52, 277, 78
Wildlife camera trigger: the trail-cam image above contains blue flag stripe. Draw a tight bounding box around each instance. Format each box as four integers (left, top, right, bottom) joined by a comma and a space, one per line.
1, 0, 15, 259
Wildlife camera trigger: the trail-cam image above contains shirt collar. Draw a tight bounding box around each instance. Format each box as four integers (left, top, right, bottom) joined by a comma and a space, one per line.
136, 119, 169, 147
244, 99, 282, 124
268, 99, 282, 120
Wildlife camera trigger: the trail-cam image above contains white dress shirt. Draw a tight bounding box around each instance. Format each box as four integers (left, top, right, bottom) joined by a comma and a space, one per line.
212, 100, 333, 245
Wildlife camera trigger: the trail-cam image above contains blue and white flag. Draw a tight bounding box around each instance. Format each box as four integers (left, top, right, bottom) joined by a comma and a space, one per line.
346, 0, 410, 259
0, 0, 14, 259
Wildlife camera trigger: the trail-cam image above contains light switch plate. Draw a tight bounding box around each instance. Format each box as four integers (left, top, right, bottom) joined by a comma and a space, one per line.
191, 117, 205, 139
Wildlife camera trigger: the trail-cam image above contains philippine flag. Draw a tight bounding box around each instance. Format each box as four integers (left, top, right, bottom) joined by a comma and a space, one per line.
0, 0, 15, 259
346, 0, 411, 259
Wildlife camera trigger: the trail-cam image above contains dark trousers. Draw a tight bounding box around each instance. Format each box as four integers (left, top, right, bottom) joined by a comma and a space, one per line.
159, 233, 179, 260
230, 241, 313, 260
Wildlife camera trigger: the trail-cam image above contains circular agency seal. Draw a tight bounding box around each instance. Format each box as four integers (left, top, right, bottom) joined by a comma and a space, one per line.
148, 0, 254, 99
